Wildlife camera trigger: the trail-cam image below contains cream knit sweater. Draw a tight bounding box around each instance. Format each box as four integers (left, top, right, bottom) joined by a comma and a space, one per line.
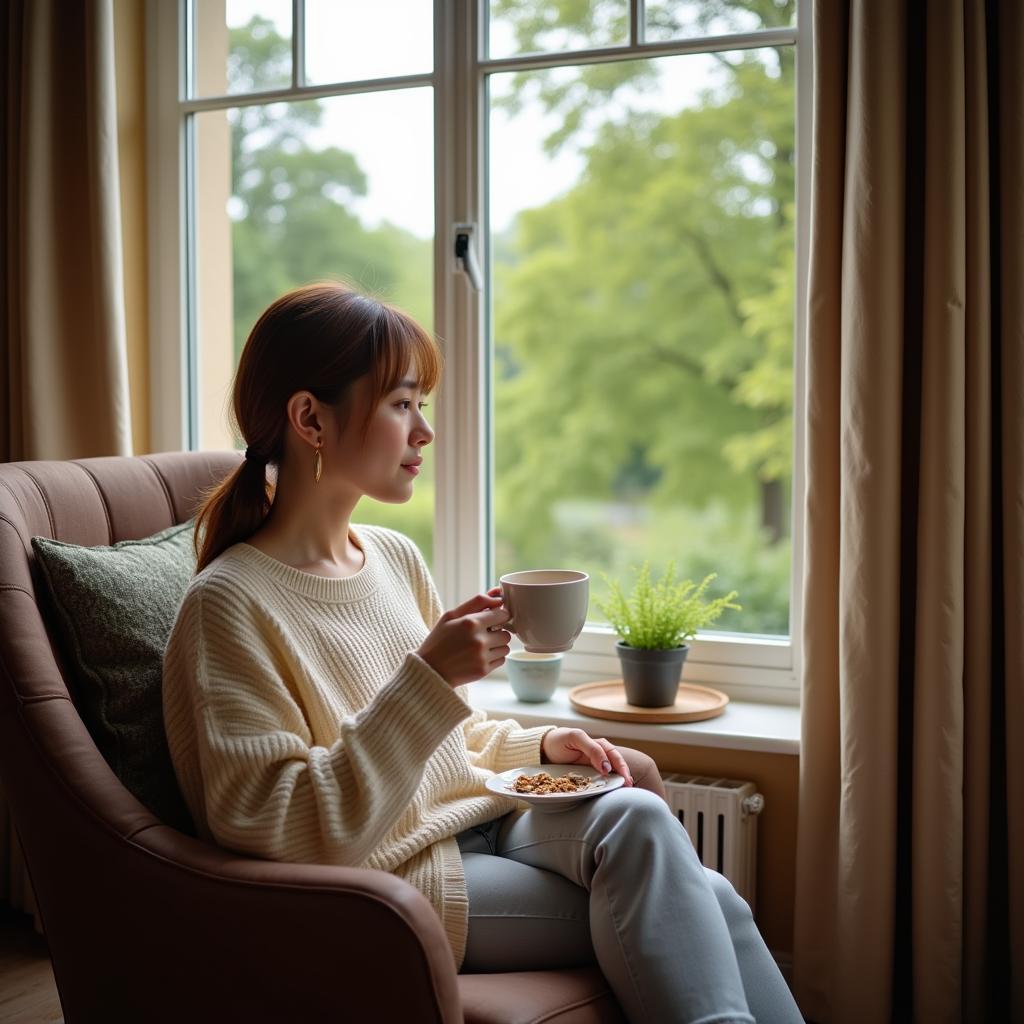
162, 524, 554, 969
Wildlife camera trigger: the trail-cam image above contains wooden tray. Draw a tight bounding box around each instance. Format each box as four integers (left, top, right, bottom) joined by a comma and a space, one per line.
568, 679, 729, 724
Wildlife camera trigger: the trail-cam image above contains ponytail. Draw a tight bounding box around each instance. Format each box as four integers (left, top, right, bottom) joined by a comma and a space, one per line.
194, 455, 272, 573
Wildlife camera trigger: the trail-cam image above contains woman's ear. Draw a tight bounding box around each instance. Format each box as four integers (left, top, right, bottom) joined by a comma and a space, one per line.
285, 391, 325, 447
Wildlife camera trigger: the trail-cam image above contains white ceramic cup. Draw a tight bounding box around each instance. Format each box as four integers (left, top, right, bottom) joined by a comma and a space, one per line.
506, 651, 563, 702
498, 569, 589, 653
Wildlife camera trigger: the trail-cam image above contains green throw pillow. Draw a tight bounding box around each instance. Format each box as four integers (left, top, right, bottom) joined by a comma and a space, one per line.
31, 521, 197, 834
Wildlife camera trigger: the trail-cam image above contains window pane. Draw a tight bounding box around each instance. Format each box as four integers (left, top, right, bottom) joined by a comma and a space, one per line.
192, 0, 292, 97
192, 28, 436, 564
489, 48, 795, 635
645, 0, 796, 44
488, 0, 629, 60
305, 0, 433, 84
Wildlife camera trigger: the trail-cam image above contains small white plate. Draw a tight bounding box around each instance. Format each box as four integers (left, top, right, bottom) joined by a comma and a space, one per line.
486, 764, 625, 812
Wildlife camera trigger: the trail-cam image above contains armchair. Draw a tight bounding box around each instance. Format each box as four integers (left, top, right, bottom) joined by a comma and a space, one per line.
0, 453, 630, 1023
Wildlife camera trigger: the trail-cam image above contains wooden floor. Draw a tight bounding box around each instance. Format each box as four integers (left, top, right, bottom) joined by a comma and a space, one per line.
0, 908, 63, 1024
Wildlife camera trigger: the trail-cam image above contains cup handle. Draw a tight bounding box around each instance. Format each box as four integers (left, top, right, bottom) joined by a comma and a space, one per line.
496, 585, 513, 631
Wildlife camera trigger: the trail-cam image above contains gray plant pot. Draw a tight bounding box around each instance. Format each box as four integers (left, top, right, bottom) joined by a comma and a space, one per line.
615, 641, 690, 707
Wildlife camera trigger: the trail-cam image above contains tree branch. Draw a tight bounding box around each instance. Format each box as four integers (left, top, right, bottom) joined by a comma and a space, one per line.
710, 52, 740, 73
684, 229, 747, 329
647, 344, 740, 394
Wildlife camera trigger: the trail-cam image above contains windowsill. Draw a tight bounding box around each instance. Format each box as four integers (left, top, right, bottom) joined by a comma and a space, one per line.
471, 680, 800, 755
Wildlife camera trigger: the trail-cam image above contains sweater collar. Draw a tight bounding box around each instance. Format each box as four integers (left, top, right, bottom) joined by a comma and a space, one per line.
234, 525, 381, 603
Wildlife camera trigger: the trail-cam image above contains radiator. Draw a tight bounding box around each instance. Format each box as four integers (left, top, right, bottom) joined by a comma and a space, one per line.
660, 774, 764, 910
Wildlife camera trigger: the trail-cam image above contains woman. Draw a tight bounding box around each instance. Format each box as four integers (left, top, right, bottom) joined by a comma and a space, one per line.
163, 282, 803, 1024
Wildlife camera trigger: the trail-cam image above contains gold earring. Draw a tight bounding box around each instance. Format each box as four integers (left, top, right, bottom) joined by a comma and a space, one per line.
313, 440, 322, 484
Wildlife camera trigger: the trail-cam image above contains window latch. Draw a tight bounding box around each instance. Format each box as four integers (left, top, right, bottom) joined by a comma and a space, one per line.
454, 223, 483, 292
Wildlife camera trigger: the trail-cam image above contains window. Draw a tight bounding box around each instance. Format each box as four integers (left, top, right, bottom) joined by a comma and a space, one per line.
148, 0, 810, 703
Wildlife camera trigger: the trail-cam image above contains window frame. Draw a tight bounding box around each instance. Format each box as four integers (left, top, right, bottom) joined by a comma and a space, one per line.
146, 0, 811, 705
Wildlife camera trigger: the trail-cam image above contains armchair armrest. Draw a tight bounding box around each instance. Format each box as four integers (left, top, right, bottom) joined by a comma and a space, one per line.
104, 824, 463, 1023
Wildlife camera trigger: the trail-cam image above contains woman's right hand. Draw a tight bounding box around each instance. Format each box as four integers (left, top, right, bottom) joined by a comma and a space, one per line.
416, 592, 512, 687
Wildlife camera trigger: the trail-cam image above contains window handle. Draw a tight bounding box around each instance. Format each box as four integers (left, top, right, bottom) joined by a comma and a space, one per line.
454, 223, 483, 292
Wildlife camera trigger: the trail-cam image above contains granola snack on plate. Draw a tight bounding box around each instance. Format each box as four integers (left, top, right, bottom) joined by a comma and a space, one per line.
508, 771, 592, 795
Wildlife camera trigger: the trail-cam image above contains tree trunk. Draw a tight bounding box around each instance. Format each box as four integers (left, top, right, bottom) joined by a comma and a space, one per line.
761, 478, 785, 544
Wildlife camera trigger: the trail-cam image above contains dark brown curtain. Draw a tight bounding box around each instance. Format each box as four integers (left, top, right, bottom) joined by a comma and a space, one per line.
794, 1, 1023, 1021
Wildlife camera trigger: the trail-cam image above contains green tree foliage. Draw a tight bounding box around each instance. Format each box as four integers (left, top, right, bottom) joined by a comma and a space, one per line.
492, 0, 793, 153
225, 16, 432, 361
490, 0, 796, 630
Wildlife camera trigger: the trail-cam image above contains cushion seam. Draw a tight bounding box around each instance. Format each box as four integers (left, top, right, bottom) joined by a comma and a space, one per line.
0, 512, 24, 537
11, 468, 56, 538
531, 989, 612, 1024
141, 456, 177, 523
0, 479, 33, 537
71, 462, 113, 544
19, 693, 72, 706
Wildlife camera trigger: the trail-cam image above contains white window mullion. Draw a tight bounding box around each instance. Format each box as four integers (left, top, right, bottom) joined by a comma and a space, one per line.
789, 4, 814, 694
433, 0, 487, 610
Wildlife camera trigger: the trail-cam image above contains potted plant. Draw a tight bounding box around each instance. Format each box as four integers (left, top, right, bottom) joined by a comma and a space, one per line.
597, 562, 740, 707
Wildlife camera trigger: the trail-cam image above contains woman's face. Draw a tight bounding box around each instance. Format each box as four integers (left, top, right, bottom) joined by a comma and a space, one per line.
328, 370, 434, 503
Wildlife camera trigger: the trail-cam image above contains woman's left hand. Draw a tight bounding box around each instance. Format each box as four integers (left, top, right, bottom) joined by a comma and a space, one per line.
540, 728, 634, 786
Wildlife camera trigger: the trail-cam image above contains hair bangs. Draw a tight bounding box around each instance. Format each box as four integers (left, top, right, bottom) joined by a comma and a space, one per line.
369, 305, 443, 404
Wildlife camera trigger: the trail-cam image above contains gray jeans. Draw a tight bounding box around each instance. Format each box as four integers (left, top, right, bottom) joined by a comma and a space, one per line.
456, 788, 804, 1024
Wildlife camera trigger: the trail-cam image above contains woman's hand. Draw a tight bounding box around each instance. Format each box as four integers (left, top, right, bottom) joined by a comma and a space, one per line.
417, 591, 512, 688
540, 728, 635, 786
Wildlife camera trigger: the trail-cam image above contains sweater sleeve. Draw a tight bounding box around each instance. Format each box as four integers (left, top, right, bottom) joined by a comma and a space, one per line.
163, 581, 471, 866
385, 529, 556, 772
459, 702, 555, 773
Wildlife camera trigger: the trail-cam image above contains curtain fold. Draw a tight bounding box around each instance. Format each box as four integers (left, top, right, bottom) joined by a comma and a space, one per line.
1, 0, 132, 921
2, 0, 132, 461
795, 2, 1022, 1022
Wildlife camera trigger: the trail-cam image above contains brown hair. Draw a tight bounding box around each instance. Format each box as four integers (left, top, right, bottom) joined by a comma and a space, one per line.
193, 282, 442, 573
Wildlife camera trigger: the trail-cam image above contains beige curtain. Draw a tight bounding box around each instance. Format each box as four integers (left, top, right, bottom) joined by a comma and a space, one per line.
1, 0, 132, 919
795, 2, 1023, 1022
1, 0, 132, 461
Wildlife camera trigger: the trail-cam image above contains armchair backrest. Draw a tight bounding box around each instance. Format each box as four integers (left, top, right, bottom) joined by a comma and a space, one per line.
0, 452, 238, 930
